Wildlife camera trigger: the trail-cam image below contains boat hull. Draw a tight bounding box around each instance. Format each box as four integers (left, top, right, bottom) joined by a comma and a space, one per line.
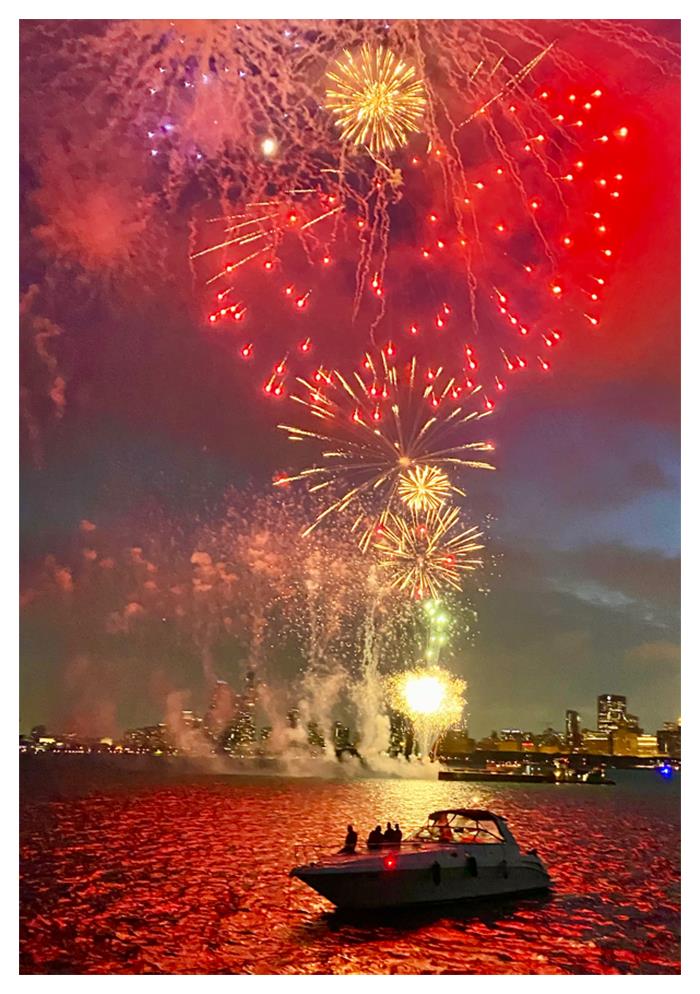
292, 855, 551, 910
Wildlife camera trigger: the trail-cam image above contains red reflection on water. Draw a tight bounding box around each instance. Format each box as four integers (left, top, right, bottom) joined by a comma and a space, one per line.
20, 763, 679, 974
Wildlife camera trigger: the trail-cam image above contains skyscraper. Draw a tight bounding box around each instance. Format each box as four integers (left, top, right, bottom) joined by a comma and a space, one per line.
204, 680, 236, 742
597, 694, 627, 733
565, 709, 582, 749
657, 720, 681, 757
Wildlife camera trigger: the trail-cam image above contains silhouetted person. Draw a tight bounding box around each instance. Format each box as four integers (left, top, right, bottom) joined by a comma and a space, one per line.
383, 821, 395, 844
394, 823, 402, 844
439, 822, 454, 842
367, 825, 383, 849
341, 824, 358, 854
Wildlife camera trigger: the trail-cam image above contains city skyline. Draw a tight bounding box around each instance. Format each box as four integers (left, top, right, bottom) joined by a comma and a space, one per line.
21, 681, 680, 750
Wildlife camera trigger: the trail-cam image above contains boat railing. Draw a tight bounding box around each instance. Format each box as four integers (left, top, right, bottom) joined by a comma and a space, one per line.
292, 838, 438, 865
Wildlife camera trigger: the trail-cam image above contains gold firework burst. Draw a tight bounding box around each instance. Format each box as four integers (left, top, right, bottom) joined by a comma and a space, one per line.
387, 665, 466, 724
398, 464, 455, 512
386, 664, 467, 756
325, 45, 426, 155
275, 352, 495, 546
374, 506, 484, 599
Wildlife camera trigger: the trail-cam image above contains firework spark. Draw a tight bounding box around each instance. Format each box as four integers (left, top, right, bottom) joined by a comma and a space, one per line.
398, 464, 454, 512
275, 351, 495, 543
325, 45, 426, 156
374, 505, 484, 599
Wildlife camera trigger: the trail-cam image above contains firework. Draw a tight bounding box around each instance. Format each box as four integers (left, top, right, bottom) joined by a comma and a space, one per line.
398, 464, 453, 512
192, 193, 343, 335
159, 22, 673, 395
325, 45, 426, 156
386, 663, 467, 757
373, 505, 483, 599
22, 22, 678, 409
275, 351, 494, 542
422, 597, 452, 664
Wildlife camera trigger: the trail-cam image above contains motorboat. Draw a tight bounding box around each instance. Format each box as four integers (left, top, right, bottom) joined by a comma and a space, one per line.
290, 808, 551, 910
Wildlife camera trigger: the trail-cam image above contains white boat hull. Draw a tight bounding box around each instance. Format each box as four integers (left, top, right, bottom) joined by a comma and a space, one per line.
292, 846, 551, 910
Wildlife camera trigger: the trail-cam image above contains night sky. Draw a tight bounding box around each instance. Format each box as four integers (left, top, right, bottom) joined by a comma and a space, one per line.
20, 20, 680, 739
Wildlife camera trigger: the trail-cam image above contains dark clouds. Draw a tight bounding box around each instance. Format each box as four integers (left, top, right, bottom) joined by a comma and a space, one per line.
464, 542, 680, 734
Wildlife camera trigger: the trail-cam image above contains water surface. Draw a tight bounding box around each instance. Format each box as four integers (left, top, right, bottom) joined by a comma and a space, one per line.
20, 760, 680, 974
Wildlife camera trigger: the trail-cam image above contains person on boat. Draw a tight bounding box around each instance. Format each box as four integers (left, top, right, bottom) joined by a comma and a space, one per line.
367, 825, 383, 849
394, 823, 402, 844
383, 821, 396, 844
436, 814, 454, 842
340, 824, 358, 854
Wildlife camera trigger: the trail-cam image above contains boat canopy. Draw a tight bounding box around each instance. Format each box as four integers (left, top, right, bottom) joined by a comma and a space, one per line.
412, 809, 510, 845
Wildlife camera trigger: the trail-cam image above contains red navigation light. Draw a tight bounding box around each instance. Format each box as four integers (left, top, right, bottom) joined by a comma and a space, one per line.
383, 855, 397, 870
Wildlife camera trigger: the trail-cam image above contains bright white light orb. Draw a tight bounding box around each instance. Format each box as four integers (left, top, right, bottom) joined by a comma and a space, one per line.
261, 137, 277, 157
403, 675, 446, 715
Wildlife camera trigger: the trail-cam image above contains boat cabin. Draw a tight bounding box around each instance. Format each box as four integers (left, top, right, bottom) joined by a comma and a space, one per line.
411, 808, 517, 846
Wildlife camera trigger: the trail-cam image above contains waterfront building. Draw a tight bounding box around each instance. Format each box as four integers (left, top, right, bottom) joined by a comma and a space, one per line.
492, 737, 525, 752
437, 725, 475, 758
388, 710, 413, 758
500, 728, 524, 743
204, 680, 236, 741
498, 729, 535, 749
657, 720, 681, 757
582, 730, 611, 755
534, 727, 564, 752
636, 734, 660, 758
610, 727, 639, 756
179, 710, 204, 731
221, 694, 257, 755
474, 731, 497, 750
123, 723, 170, 754
565, 710, 583, 750
597, 694, 628, 733
219, 669, 259, 755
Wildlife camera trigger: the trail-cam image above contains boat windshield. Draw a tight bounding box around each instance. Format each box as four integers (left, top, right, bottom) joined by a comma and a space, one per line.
411, 812, 505, 844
